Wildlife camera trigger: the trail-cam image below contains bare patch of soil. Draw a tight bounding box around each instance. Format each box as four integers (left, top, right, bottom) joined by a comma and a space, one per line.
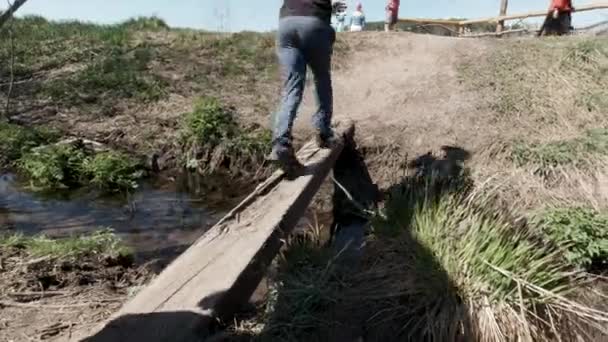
0, 247, 153, 342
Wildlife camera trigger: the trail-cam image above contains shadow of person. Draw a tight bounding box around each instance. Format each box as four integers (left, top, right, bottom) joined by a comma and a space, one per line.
220, 146, 476, 341
81, 311, 215, 342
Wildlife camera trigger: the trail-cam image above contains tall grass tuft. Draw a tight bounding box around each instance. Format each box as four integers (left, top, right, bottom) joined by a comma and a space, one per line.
356, 182, 608, 341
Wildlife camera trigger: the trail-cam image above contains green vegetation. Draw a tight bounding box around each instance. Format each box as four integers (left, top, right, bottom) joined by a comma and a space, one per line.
120, 16, 169, 31
0, 16, 130, 79
18, 143, 144, 192
0, 16, 167, 106
0, 229, 131, 259
182, 97, 240, 146
181, 97, 271, 173
0, 121, 143, 192
46, 47, 166, 104
533, 207, 608, 270
362, 187, 586, 340
82, 151, 145, 192
262, 240, 340, 339
248, 179, 606, 341
0, 122, 59, 166
18, 144, 88, 189
512, 128, 608, 174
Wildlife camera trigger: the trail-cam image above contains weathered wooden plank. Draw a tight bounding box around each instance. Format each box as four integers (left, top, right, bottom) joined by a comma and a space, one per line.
397, 18, 462, 26
460, 3, 608, 26
79, 123, 355, 342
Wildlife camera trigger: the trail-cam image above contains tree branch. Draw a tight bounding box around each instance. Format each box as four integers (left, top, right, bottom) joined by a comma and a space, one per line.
0, 0, 28, 29
4, 6, 15, 119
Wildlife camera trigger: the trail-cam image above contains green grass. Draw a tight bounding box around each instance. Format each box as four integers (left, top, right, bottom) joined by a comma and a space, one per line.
511, 128, 608, 174
181, 31, 276, 79
0, 16, 167, 105
0, 122, 59, 166
181, 97, 271, 173
18, 143, 145, 192
82, 151, 145, 192
119, 16, 169, 31
0, 16, 131, 79
261, 241, 341, 340
254, 179, 606, 340
363, 186, 585, 340
0, 229, 131, 259
181, 97, 240, 146
45, 46, 166, 104
532, 207, 608, 270
18, 144, 89, 189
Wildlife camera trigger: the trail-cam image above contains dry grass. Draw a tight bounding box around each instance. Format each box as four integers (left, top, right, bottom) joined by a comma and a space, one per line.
459, 37, 608, 211
228, 178, 607, 341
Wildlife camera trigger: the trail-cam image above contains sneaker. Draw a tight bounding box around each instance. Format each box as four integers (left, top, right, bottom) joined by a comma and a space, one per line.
315, 130, 338, 149
268, 144, 304, 178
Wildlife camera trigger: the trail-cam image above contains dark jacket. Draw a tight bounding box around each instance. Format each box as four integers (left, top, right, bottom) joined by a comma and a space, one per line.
280, 0, 333, 24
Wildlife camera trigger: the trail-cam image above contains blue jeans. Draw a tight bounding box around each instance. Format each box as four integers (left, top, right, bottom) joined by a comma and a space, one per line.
273, 16, 335, 148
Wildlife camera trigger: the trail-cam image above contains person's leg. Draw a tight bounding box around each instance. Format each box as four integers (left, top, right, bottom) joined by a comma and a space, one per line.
302, 20, 335, 147
273, 20, 307, 148
270, 18, 307, 174
385, 10, 391, 32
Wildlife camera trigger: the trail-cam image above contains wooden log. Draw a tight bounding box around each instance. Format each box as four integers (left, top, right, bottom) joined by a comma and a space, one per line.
397, 18, 462, 26
77, 122, 355, 342
460, 2, 608, 26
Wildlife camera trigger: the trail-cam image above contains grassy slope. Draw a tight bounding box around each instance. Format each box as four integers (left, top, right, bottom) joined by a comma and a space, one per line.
0, 16, 281, 174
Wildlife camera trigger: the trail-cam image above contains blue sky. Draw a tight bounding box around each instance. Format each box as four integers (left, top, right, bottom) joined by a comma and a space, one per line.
2, 0, 607, 31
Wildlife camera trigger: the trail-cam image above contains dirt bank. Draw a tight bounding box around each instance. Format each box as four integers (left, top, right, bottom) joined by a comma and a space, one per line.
0, 232, 153, 342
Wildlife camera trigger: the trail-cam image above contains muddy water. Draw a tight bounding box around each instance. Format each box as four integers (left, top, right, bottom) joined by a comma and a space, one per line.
0, 173, 244, 262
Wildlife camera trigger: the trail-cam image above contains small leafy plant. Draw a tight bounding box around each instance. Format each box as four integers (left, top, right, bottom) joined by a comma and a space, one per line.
18, 143, 144, 192
181, 97, 271, 173
0, 122, 59, 165
82, 151, 145, 192
532, 207, 608, 270
18, 144, 88, 189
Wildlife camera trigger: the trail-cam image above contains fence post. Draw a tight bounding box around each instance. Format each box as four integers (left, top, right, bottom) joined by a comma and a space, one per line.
496, 0, 509, 32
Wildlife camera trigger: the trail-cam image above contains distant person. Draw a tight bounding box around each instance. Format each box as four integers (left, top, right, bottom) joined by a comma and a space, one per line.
270, 0, 347, 176
385, 0, 400, 32
350, 2, 366, 32
543, 0, 574, 35
336, 10, 347, 32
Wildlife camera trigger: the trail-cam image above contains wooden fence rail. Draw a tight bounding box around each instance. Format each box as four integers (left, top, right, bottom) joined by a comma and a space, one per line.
398, 1, 608, 37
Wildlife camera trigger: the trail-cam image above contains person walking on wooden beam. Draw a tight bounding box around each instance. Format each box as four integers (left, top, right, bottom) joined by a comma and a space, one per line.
269, 0, 347, 177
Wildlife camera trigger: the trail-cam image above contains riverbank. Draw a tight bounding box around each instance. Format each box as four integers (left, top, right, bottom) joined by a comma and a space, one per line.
0, 231, 153, 341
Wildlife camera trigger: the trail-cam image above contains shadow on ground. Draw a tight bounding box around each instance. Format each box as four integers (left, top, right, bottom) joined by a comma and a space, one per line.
218, 146, 474, 341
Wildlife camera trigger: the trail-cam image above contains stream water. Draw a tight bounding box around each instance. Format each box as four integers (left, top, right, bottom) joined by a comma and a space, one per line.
0, 172, 245, 262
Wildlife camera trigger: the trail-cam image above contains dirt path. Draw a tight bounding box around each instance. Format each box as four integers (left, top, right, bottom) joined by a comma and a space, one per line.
296, 32, 493, 156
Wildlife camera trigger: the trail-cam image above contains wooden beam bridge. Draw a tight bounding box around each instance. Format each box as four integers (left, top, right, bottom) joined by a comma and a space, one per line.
76, 123, 356, 342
